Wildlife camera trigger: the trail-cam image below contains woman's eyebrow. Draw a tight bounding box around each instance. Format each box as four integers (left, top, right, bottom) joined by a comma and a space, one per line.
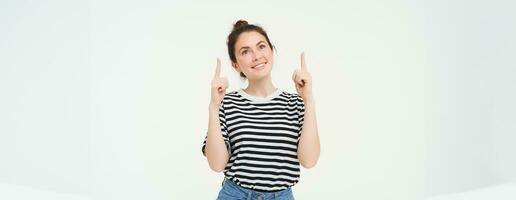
239, 41, 267, 51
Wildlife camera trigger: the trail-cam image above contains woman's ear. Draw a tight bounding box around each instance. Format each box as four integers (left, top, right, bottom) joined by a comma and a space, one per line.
232, 62, 240, 73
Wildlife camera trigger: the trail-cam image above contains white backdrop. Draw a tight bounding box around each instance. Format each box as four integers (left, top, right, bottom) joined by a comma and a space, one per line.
422, 0, 516, 197
0, 0, 514, 200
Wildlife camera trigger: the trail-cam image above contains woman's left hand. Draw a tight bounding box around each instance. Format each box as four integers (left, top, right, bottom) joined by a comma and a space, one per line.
292, 52, 313, 102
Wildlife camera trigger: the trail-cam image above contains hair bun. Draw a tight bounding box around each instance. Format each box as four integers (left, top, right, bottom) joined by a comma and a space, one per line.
232, 19, 249, 31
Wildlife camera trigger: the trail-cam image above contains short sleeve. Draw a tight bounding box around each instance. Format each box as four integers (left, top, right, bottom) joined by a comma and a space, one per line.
297, 96, 305, 144
201, 101, 231, 156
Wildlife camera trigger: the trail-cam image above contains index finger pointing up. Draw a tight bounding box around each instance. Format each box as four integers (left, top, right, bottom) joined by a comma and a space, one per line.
300, 52, 307, 70
214, 58, 221, 78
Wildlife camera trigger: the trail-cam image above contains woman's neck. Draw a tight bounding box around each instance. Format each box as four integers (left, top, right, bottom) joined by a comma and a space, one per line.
244, 75, 277, 97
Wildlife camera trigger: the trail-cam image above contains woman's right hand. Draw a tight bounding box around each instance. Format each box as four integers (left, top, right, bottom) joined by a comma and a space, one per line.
210, 58, 228, 106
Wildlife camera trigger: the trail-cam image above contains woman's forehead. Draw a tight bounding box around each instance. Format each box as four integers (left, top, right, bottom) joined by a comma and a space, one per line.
235, 31, 266, 47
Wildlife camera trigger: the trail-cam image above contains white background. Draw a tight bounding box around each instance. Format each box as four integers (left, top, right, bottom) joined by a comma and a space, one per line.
0, 0, 514, 199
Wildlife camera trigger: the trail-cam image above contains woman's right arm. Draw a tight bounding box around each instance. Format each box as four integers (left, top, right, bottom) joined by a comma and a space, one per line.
204, 58, 230, 172
205, 103, 229, 172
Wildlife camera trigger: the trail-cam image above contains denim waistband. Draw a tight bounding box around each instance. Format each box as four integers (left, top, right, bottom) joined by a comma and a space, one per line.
221, 177, 293, 199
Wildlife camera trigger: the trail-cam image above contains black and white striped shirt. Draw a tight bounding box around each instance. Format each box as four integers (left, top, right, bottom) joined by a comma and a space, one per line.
202, 88, 305, 192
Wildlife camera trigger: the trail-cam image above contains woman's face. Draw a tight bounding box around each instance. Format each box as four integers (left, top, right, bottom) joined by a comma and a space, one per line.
232, 31, 274, 80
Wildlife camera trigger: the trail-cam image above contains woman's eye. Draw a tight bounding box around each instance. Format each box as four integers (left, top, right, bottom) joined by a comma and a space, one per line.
260, 45, 266, 49
241, 50, 247, 55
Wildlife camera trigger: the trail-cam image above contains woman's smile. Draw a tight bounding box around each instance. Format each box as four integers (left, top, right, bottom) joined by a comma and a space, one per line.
251, 61, 267, 70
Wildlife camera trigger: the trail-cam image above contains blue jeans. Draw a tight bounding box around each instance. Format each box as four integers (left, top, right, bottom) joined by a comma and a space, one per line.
216, 178, 295, 200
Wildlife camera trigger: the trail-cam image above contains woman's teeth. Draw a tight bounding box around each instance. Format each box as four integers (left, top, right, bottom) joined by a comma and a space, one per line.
254, 63, 266, 69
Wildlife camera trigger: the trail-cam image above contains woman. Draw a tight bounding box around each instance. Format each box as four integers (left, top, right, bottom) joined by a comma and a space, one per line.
202, 19, 320, 200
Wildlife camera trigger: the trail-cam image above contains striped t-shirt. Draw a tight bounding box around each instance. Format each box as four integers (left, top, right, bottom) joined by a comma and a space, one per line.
202, 88, 305, 192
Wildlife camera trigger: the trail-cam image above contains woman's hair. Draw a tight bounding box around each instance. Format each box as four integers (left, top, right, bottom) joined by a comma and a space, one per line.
227, 19, 275, 78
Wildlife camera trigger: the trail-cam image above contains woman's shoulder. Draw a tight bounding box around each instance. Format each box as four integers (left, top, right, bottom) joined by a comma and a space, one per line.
220, 90, 242, 104
223, 90, 240, 99
277, 90, 304, 102
278, 90, 301, 98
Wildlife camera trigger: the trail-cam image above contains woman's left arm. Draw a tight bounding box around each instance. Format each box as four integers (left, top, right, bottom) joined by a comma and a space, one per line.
292, 52, 320, 169
297, 97, 320, 168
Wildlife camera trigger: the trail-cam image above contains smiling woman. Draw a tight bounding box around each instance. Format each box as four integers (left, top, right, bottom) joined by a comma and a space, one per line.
226, 20, 276, 79
201, 19, 320, 200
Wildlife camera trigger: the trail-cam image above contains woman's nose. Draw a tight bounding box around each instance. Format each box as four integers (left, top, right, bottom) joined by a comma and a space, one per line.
253, 51, 263, 61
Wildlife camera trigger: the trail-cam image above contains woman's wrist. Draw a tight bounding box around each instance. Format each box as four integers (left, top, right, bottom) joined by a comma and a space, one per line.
209, 102, 220, 111
302, 95, 315, 104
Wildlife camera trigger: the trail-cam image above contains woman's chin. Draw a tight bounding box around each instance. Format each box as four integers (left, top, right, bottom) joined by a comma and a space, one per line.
247, 68, 271, 80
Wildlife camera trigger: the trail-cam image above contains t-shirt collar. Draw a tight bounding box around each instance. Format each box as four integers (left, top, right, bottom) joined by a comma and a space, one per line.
237, 88, 282, 102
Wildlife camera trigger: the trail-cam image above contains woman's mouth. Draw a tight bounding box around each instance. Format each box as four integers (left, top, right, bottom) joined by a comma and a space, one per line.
252, 62, 267, 70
